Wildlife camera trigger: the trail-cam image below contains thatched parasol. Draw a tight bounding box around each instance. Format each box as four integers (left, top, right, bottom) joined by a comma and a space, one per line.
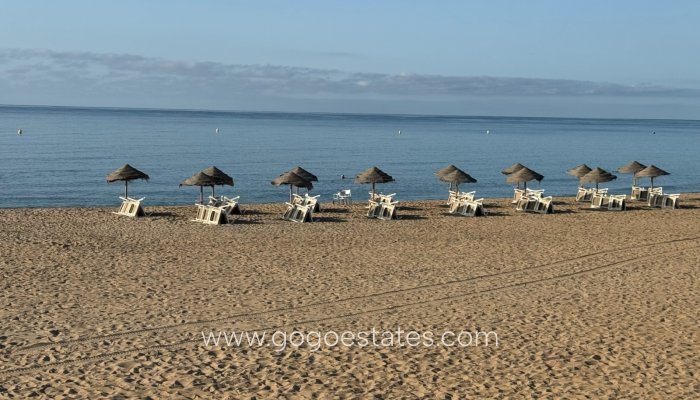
287, 166, 318, 195
435, 164, 458, 178
106, 164, 149, 198
435, 164, 459, 191
502, 163, 527, 188
288, 166, 318, 182
617, 160, 647, 186
506, 167, 543, 190
439, 168, 477, 192
272, 171, 313, 202
580, 167, 617, 189
201, 166, 234, 197
634, 165, 669, 189
567, 164, 592, 178
355, 166, 394, 199
180, 172, 218, 204
502, 163, 526, 175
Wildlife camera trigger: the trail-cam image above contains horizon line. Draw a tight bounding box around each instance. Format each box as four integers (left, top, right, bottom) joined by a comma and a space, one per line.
2, 102, 698, 123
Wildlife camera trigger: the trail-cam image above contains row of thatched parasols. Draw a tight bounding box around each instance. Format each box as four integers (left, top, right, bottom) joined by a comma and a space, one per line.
566, 161, 669, 189
107, 164, 236, 203
271, 166, 397, 202
434, 163, 542, 193
436, 160, 670, 194
107, 161, 670, 201
107, 164, 397, 203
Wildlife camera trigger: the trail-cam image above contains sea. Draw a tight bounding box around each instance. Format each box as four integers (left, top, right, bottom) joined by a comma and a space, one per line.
1, 105, 698, 208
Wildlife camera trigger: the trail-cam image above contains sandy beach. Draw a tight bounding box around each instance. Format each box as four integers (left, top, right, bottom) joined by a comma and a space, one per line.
1, 194, 699, 398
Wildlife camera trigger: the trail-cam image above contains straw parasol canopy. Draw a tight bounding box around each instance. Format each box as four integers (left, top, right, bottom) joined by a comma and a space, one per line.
435, 164, 460, 191
106, 164, 149, 198
200, 166, 234, 197
435, 164, 459, 191
567, 164, 592, 188
634, 165, 669, 189
617, 160, 647, 186
439, 168, 477, 192
355, 166, 394, 198
567, 164, 592, 178
272, 171, 313, 202
502, 163, 526, 175
580, 167, 617, 189
435, 164, 458, 178
180, 171, 218, 204
287, 166, 318, 195
506, 167, 543, 190
288, 166, 318, 182
502, 163, 528, 188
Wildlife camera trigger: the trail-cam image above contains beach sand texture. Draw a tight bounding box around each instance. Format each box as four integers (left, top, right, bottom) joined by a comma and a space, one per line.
1, 195, 699, 398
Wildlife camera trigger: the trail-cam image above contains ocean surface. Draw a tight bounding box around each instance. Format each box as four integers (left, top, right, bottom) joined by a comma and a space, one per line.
1, 105, 699, 208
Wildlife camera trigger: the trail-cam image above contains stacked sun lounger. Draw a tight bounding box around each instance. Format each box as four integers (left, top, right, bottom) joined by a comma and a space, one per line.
646, 188, 680, 209
631, 186, 667, 202
208, 196, 242, 215
590, 193, 627, 211
280, 194, 319, 222
113, 197, 146, 217
447, 190, 485, 217
512, 188, 545, 204
282, 202, 313, 222
292, 193, 321, 212
515, 190, 553, 214
367, 192, 399, 220
576, 187, 608, 202
192, 196, 242, 225
447, 190, 475, 205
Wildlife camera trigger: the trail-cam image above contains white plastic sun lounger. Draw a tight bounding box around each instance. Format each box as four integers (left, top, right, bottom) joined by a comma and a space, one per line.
283, 203, 313, 222
535, 196, 553, 214
377, 202, 398, 220
367, 200, 381, 218
607, 194, 627, 211
448, 190, 475, 207
449, 198, 485, 217
192, 204, 231, 225
661, 194, 680, 209
114, 197, 146, 217
512, 189, 525, 204
591, 193, 626, 211
577, 188, 607, 202
516, 195, 553, 214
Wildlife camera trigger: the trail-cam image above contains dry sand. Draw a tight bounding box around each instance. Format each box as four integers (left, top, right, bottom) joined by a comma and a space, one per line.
1, 194, 699, 398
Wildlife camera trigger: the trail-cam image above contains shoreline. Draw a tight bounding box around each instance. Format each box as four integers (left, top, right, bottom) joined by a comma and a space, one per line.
1, 191, 698, 213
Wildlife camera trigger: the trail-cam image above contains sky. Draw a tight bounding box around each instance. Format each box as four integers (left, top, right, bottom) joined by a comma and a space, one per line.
1, 1, 699, 119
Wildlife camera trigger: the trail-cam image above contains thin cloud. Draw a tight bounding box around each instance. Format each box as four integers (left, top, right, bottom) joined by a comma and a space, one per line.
1, 48, 699, 100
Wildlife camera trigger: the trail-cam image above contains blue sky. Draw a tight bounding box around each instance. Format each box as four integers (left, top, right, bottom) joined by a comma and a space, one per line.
1, 1, 699, 118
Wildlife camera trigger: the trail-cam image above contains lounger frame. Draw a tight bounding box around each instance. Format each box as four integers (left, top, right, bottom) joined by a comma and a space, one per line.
114, 197, 146, 218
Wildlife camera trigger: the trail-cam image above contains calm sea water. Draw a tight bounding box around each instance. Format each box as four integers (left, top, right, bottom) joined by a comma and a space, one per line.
1, 105, 698, 208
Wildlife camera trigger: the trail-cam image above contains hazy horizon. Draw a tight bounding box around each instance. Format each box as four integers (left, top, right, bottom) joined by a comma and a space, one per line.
3, 101, 700, 123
